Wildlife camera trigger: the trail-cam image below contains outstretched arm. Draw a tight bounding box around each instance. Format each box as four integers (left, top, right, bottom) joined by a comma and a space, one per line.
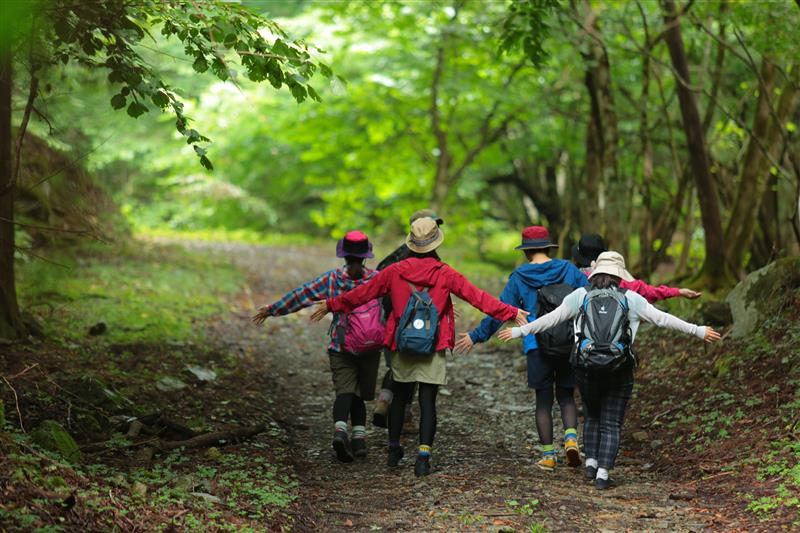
621, 279, 701, 303
310, 267, 393, 321
637, 302, 719, 342
253, 272, 332, 325
498, 289, 583, 341
457, 278, 522, 353
448, 270, 527, 326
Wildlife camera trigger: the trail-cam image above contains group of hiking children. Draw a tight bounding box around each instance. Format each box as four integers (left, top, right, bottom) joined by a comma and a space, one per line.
253, 210, 721, 488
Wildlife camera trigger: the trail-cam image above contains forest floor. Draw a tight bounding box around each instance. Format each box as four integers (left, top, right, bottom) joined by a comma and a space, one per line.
1, 239, 794, 532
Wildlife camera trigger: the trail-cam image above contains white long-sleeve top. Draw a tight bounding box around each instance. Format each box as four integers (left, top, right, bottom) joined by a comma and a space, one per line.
510, 287, 707, 342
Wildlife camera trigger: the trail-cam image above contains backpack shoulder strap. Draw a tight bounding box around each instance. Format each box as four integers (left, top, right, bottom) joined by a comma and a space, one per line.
407, 281, 430, 299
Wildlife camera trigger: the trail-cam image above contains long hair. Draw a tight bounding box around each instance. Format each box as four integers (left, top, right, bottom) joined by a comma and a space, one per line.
344, 256, 365, 279
589, 273, 621, 290
408, 250, 440, 260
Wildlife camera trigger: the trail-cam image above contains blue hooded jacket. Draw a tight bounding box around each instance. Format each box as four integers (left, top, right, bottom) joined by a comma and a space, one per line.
469, 259, 588, 353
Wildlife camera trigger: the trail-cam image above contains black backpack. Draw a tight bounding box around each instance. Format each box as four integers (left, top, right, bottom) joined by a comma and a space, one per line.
536, 283, 576, 360
573, 287, 635, 373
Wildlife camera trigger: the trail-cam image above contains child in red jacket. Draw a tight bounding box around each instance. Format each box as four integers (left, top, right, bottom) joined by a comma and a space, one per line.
312, 217, 528, 476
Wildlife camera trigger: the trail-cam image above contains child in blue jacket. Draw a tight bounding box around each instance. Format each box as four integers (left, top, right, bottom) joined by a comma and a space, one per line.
456, 226, 587, 471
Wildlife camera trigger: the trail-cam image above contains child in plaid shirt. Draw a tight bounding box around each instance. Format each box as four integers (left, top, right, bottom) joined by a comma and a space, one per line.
253, 231, 382, 462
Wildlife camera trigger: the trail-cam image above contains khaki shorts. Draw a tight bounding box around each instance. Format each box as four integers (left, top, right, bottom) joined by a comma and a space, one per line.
328, 350, 381, 400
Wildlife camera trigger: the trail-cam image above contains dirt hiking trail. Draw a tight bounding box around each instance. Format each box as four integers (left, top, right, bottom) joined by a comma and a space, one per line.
203, 241, 723, 532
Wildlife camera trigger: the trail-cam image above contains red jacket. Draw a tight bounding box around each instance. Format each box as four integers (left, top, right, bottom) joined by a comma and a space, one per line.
327, 257, 518, 352
579, 268, 681, 303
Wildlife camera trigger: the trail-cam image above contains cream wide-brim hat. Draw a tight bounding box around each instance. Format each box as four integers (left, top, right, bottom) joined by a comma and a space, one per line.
405, 217, 444, 254
588, 251, 635, 282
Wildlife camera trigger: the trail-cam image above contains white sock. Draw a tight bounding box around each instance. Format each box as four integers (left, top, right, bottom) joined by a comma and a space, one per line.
378, 389, 393, 403
334, 421, 348, 434
596, 467, 609, 480
352, 425, 366, 439
586, 458, 598, 469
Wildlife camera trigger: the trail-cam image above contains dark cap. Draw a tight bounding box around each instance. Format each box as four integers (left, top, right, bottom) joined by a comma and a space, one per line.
571, 233, 607, 267
336, 230, 374, 258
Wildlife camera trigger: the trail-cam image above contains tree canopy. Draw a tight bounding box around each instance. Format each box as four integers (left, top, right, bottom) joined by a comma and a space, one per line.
4, 0, 800, 338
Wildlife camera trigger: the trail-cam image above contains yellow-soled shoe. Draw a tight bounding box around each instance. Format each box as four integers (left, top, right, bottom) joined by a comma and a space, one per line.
536, 454, 557, 471
565, 438, 582, 467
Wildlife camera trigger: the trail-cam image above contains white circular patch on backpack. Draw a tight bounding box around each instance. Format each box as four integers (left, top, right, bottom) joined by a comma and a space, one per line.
413, 319, 425, 330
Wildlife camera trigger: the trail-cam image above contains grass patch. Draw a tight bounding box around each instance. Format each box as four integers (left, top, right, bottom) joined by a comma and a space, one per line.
135, 226, 324, 247
17, 239, 246, 345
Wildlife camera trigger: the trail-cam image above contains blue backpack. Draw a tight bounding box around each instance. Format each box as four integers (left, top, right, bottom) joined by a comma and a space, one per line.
395, 282, 439, 355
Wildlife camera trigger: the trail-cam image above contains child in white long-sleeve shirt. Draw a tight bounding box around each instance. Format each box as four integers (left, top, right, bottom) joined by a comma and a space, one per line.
499, 251, 721, 489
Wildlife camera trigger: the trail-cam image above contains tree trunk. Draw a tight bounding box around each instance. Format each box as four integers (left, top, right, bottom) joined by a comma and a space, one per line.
429, 46, 450, 212
583, 105, 602, 230
0, 53, 26, 340
651, 171, 692, 270
750, 169, 780, 269
638, 26, 654, 277
579, 0, 623, 251
676, 190, 695, 276
430, 159, 451, 212
724, 60, 800, 274
661, 0, 729, 288
487, 164, 563, 234
723, 57, 776, 272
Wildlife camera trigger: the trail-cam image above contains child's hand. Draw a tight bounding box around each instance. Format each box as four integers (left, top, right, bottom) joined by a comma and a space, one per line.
454, 333, 474, 354
252, 306, 271, 326
497, 328, 515, 342
514, 309, 529, 326
309, 301, 330, 322
679, 288, 702, 299
704, 327, 721, 343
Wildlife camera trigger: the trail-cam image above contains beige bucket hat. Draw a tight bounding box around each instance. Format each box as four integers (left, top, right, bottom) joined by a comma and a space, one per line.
588, 251, 635, 282
406, 217, 444, 254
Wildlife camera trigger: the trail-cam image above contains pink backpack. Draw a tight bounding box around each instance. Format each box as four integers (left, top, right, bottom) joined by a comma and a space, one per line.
342, 299, 385, 354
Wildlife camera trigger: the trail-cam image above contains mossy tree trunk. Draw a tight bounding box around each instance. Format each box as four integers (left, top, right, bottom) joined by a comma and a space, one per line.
661, 0, 732, 290
0, 53, 26, 340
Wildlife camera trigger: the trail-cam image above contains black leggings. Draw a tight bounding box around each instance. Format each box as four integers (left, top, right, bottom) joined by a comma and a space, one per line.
389, 382, 438, 446
332, 393, 366, 426
534, 386, 578, 446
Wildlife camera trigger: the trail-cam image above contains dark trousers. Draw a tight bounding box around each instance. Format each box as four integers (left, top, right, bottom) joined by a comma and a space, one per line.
577, 368, 634, 470
389, 382, 438, 446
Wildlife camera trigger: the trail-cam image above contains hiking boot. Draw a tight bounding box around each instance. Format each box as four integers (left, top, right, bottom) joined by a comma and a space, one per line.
372, 399, 389, 428
352, 438, 367, 459
595, 477, 616, 490
414, 456, 431, 477
536, 454, 557, 471
387, 446, 404, 468
332, 430, 354, 463
584, 465, 598, 481
565, 438, 582, 468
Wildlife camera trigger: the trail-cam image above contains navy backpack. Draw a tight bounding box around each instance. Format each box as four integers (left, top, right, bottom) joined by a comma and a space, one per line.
395, 282, 439, 355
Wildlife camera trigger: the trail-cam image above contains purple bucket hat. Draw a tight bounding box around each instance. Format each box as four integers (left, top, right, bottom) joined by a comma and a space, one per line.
336, 230, 374, 258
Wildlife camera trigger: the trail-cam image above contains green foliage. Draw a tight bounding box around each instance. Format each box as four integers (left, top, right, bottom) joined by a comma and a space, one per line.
13, 0, 800, 278
499, 0, 559, 66
507, 498, 541, 516
17, 0, 330, 169
16, 241, 244, 344
30, 420, 81, 462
